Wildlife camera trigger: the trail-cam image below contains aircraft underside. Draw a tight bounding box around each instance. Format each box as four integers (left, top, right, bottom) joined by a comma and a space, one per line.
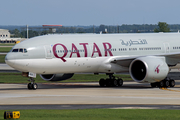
24, 72, 176, 90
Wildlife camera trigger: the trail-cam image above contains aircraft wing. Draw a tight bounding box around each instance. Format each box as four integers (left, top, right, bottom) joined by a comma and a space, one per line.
109, 52, 180, 67
109, 56, 137, 67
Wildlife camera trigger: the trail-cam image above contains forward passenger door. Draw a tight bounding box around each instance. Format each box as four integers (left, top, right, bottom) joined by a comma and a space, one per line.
44, 45, 53, 59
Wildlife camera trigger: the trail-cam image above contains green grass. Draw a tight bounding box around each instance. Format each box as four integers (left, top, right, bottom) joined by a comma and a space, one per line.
0, 73, 132, 83
0, 73, 48, 83
66, 74, 131, 82
0, 47, 12, 52
0, 43, 15, 46
0, 55, 5, 63
1, 109, 180, 120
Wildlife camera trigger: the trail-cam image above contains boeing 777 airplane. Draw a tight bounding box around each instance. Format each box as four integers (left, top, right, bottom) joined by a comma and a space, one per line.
5, 33, 180, 90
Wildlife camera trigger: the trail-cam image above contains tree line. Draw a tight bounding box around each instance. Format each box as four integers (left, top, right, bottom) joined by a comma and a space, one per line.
9, 22, 178, 38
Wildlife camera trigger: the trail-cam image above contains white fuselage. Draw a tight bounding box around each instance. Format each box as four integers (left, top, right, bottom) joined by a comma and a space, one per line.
5, 33, 180, 74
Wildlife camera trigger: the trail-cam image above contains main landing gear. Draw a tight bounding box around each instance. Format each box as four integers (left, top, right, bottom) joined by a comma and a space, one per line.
27, 77, 38, 90
99, 73, 123, 87
150, 78, 175, 88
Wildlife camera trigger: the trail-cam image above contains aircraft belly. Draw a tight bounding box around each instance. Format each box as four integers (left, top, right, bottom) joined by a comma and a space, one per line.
15, 58, 106, 74
14, 57, 129, 74
44, 58, 105, 74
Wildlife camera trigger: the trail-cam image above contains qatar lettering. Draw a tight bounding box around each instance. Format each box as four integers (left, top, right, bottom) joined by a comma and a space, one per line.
53, 42, 113, 62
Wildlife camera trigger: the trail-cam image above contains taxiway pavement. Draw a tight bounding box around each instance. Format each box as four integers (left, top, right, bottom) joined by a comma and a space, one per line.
0, 81, 180, 109
0, 64, 14, 70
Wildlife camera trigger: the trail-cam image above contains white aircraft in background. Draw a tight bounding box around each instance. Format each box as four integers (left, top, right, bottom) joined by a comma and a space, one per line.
5, 33, 180, 90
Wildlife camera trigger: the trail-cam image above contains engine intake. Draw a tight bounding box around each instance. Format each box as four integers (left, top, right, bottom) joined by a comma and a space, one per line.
131, 60, 146, 81
129, 56, 169, 83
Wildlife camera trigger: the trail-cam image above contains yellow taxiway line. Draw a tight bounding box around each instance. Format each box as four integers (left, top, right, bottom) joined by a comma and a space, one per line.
160, 87, 180, 92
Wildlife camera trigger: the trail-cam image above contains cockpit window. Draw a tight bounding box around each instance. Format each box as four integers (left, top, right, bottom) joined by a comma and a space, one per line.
12, 49, 18, 52
12, 48, 28, 53
24, 49, 27, 53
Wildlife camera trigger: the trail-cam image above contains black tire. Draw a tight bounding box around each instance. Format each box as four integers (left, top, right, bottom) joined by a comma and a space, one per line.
169, 80, 175, 87
113, 79, 118, 87
150, 83, 157, 88
32, 83, 38, 90
105, 78, 112, 87
117, 78, 123, 87
164, 80, 169, 87
27, 83, 33, 90
158, 81, 164, 87
99, 79, 106, 87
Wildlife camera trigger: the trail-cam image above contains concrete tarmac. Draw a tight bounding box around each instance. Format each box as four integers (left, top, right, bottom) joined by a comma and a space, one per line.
0, 52, 7, 55
0, 64, 14, 70
0, 81, 180, 108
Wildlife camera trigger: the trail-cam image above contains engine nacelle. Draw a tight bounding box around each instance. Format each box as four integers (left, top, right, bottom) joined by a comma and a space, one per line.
129, 56, 169, 83
40, 73, 74, 81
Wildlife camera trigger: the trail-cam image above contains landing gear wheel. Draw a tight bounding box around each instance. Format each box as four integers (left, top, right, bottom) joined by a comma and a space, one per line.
117, 78, 123, 87
105, 78, 112, 87
158, 81, 164, 87
27, 83, 38, 90
164, 80, 169, 87
28, 83, 32, 89
32, 83, 38, 90
98, 74, 123, 87
99, 79, 106, 87
169, 80, 175, 87
113, 79, 118, 87
27, 77, 38, 90
150, 83, 157, 88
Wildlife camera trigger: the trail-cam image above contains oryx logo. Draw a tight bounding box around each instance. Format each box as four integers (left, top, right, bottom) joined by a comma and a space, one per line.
155, 65, 160, 74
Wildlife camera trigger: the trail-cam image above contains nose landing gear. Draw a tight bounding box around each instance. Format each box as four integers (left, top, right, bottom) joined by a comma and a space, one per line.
27, 77, 38, 90
22, 72, 38, 90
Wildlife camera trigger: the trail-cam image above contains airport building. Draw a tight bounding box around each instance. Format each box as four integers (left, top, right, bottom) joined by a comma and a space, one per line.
0, 29, 24, 43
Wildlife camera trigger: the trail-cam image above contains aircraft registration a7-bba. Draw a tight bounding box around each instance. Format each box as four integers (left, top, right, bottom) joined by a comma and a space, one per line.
5, 33, 180, 90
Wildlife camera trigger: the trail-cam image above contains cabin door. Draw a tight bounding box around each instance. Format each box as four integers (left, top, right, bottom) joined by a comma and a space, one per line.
44, 45, 53, 59
163, 43, 170, 53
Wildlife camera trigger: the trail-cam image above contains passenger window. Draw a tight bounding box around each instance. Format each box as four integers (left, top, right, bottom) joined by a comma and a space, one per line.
12, 49, 18, 52
19, 48, 23, 53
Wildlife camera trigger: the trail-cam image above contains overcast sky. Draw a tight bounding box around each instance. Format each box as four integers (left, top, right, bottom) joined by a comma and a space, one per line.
1, 0, 180, 26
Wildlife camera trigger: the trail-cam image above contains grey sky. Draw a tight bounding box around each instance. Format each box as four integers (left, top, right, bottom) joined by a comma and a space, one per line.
1, 0, 180, 26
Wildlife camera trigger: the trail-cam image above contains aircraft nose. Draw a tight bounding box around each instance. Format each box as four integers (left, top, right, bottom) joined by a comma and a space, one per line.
5, 53, 16, 66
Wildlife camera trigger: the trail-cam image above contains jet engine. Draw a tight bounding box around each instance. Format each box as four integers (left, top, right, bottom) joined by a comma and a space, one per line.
40, 73, 74, 81
129, 56, 169, 83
